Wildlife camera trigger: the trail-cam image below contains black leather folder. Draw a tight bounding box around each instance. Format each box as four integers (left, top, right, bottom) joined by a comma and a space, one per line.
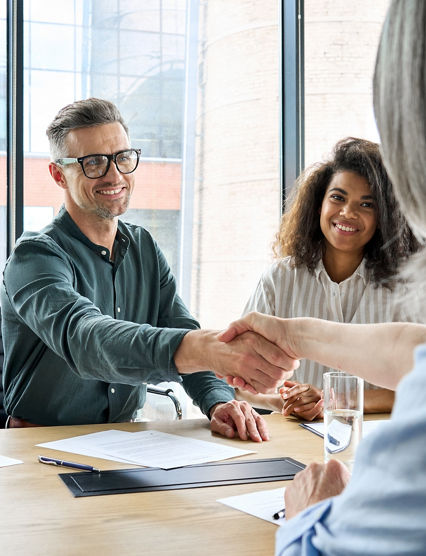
59, 456, 305, 497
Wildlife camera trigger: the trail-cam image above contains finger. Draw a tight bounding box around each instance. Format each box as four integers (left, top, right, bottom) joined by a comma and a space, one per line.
241, 404, 269, 442
218, 319, 250, 343
224, 376, 239, 386
326, 458, 351, 485
282, 394, 315, 415
229, 373, 280, 397
282, 398, 303, 416
281, 384, 310, 400
225, 376, 260, 395
282, 390, 312, 410
251, 334, 300, 373
282, 395, 302, 411
293, 391, 321, 406
210, 404, 238, 439
230, 364, 285, 392
224, 341, 289, 390
221, 402, 250, 441
293, 401, 316, 413
281, 381, 298, 391
300, 405, 323, 421
294, 399, 324, 421
210, 416, 236, 439
253, 412, 270, 441
250, 356, 300, 391
218, 312, 270, 343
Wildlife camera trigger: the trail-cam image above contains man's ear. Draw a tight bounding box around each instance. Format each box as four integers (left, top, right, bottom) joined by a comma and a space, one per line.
49, 162, 68, 189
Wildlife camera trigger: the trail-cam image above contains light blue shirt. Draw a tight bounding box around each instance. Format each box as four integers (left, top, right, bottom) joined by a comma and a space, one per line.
276, 344, 426, 556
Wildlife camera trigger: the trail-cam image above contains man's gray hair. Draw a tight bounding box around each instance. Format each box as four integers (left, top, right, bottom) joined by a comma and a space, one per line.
373, 0, 426, 316
46, 98, 129, 160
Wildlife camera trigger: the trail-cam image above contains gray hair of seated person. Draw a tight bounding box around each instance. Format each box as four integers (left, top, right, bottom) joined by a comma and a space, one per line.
373, 0, 426, 314
46, 98, 129, 161
373, 0, 426, 238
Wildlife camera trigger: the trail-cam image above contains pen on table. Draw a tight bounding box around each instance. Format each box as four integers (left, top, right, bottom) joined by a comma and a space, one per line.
273, 508, 286, 520
38, 455, 100, 473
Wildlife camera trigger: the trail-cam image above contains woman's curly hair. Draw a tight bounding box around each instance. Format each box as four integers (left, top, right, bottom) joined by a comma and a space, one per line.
273, 137, 420, 287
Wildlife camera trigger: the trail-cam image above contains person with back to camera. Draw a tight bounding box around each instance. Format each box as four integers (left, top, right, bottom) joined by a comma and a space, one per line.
221, 1, 426, 553
237, 137, 419, 420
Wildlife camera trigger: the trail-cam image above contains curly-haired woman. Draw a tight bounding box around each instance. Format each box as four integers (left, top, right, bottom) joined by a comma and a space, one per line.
239, 137, 419, 419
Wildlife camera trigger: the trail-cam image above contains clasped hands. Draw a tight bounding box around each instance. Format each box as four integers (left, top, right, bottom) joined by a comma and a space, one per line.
280, 381, 324, 421
215, 312, 300, 395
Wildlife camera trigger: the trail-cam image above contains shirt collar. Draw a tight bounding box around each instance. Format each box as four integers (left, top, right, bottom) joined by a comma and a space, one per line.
315, 257, 368, 285
53, 206, 130, 261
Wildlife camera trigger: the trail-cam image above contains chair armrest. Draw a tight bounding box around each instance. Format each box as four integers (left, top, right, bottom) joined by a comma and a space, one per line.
146, 386, 183, 420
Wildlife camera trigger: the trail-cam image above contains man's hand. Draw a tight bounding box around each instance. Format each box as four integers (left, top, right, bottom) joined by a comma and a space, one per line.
174, 327, 299, 394
280, 381, 324, 421
209, 400, 269, 442
285, 460, 351, 519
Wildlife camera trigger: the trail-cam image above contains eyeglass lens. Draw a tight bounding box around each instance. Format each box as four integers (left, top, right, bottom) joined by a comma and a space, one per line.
82, 150, 139, 178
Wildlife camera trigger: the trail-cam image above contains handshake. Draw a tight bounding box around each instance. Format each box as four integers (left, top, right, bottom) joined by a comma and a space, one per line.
175, 312, 302, 394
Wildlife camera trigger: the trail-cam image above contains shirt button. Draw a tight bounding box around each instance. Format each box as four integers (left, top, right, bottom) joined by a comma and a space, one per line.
111, 388, 116, 394
117, 307, 121, 313
101, 250, 107, 256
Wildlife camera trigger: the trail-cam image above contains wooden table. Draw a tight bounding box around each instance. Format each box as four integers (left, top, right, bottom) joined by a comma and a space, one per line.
0, 413, 386, 556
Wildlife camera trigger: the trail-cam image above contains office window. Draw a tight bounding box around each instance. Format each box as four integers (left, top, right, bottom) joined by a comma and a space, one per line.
22, 0, 281, 418
23, 0, 281, 325
304, 0, 390, 167
23, 0, 186, 272
0, 1, 6, 273
190, 0, 281, 328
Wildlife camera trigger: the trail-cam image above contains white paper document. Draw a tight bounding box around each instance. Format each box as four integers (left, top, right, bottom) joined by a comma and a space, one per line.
0, 454, 23, 467
37, 429, 255, 469
37, 429, 136, 464
300, 419, 387, 440
218, 487, 286, 525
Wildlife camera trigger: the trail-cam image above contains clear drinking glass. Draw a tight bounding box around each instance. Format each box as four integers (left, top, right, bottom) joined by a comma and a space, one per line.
323, 371, 364, 472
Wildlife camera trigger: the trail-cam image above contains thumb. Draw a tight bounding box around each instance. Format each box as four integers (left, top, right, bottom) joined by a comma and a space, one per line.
218, 320, 250, 342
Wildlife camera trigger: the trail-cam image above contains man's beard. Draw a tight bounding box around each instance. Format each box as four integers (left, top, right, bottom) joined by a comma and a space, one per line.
94, 192, 130, 220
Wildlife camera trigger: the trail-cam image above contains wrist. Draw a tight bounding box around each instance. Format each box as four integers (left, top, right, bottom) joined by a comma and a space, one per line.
208, 402, 224, 419
173, 329, 216, 374
290, 317, 330, 362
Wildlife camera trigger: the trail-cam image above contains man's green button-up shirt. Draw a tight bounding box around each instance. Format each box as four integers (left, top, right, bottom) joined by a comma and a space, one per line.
1, 208, 234, 425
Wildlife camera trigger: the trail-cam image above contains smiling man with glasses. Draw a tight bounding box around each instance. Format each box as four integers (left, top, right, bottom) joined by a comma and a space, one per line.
0, 97, 296, 435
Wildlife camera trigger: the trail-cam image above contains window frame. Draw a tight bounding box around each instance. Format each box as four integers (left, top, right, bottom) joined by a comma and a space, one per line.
6, 0, 24, 254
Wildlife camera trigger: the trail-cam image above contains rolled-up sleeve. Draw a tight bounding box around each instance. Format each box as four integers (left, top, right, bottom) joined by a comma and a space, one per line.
2, 235, 187, 385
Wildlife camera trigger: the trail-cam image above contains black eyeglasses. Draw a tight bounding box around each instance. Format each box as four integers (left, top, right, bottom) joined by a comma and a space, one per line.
55, 148, 141, 179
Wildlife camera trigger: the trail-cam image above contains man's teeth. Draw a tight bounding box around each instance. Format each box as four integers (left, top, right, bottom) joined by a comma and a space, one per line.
97, 188, 122, 196
335, 223, 356, 232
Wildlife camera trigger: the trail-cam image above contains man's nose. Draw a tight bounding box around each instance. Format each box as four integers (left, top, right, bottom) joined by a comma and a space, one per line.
105, 159, 122, 180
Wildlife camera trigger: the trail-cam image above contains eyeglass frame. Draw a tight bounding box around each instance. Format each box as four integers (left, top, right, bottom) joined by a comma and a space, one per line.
55, 148, 142, 179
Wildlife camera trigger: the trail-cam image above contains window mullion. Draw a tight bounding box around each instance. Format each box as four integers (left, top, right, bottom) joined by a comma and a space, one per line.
6, 0, 24, 255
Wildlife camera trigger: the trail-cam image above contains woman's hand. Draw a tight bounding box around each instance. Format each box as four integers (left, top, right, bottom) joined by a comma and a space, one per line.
280, 380, 324, 421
